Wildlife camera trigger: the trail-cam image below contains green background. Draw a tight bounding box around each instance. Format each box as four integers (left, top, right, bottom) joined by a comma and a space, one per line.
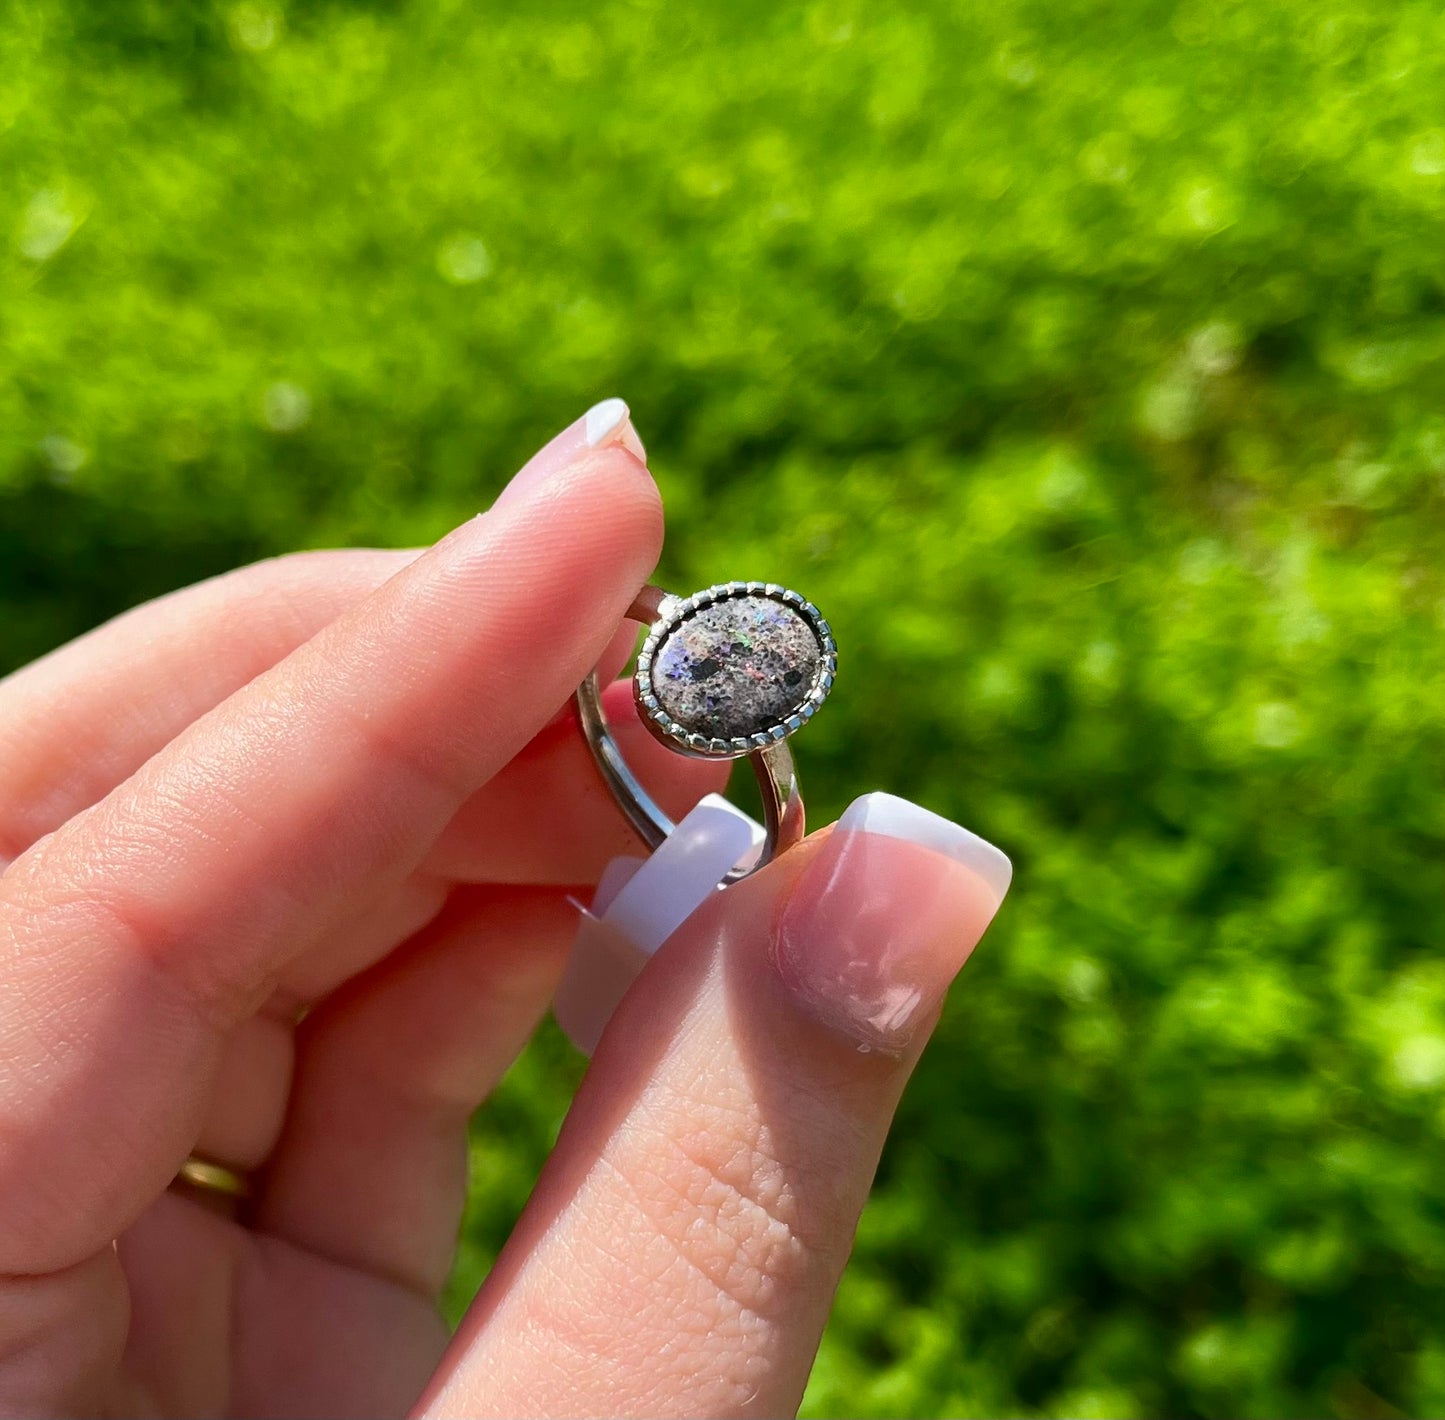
3, 1, 1443, 1415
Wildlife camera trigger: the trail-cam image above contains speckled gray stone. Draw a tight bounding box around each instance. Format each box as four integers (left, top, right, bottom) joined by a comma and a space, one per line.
652, 596, 822, 740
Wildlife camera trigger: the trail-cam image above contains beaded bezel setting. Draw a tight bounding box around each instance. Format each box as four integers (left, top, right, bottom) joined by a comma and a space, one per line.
633, 581, 837, 759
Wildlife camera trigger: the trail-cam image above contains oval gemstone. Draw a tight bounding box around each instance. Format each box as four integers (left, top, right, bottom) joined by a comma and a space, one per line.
652, 596, 823, 741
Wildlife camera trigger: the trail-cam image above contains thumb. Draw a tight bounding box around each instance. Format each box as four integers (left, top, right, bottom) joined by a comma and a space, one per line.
422, 792, 1011, 1419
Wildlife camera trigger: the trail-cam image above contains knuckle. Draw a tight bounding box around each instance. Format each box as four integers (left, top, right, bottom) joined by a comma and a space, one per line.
621, 1088, 848, 1328
1, 801, 266, 1036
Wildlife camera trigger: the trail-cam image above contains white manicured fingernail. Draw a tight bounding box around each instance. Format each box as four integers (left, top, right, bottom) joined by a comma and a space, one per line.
584, 398, 628, 444
772, 791, 1012, 1054
494, 400, 650, 510
553, 794, 762, 1055
837, 791, 1012, 906
583, 397, 646, 461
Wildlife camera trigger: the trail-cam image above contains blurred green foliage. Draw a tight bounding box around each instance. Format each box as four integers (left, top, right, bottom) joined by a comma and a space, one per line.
4, 0, 1444, 1414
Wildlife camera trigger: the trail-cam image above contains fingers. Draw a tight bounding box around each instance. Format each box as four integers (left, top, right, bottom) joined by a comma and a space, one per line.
188, 873, 452, 1175
255, 885, 577, 1297
278, 689, 728, 1001
0, 410, 661, 1272
186, 684, 729, 1180
0, 550, 644, 869
0, 549, 418, 862
422, 679, 729, 886
176, 684, 726, 1172
0, 510, 705, 886
422, 794, 1012, 1420
118, 1194, 448, 1420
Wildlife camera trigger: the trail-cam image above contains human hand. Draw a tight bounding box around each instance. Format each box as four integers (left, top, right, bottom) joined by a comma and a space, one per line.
0, 404, 1010, 1418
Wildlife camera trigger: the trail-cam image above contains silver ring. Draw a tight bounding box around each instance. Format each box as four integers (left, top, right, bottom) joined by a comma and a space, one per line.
576, 581, 837, 882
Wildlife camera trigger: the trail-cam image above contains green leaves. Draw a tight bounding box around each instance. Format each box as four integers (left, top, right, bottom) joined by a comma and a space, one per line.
3, 1, 1443, 1414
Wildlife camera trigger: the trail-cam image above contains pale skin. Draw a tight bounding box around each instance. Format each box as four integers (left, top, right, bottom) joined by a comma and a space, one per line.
0, 409, 1005, 1418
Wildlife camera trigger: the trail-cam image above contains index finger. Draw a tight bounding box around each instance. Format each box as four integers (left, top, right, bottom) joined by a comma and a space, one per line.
0, 406, 661, 1273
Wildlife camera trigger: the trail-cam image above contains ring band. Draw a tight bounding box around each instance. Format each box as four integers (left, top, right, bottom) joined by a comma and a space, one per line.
173, 1155, 255, 1201
577, 581, 836, 881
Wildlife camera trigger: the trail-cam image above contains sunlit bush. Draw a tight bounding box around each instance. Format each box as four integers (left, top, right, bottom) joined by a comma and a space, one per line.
3, 2, 1442, 1414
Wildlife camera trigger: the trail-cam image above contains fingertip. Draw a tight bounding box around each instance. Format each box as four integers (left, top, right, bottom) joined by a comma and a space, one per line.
582, 396, 647, 463
771, 801, 1009, 1057
493, 400, 656, 516
501, 443, 664, 591
837, 790, 1013, 905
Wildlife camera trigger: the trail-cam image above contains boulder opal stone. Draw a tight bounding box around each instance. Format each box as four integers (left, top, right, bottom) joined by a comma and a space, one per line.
652, 595, 823, 741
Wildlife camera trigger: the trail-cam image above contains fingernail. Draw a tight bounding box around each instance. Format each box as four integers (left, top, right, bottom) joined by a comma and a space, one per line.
772, 791, 1012, 1055
553, 795, 761, 1056
584, 397, 647, 460
494, 398, 648, 509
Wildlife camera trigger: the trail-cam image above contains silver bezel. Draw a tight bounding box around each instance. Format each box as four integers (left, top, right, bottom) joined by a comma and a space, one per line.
633, 580, 838, 759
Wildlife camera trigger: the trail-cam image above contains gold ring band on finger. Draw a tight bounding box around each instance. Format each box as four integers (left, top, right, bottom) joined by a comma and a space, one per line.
172, 1154, 256, 1205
